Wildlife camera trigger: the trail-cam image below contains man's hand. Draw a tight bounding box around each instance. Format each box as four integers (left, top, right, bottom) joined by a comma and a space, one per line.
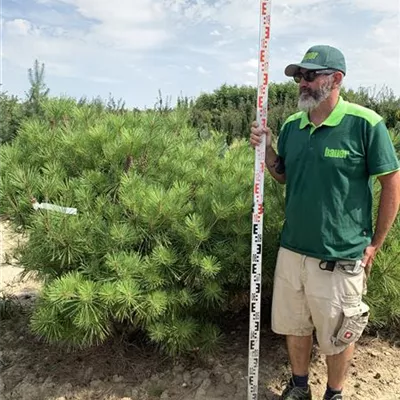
363, 170, 400, 278
250, 121, 286, 184
361, 244, 378, 277
250, 121, 272, 148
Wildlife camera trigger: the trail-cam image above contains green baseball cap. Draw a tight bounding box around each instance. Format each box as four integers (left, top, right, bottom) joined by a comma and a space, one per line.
284, 45, 346, 76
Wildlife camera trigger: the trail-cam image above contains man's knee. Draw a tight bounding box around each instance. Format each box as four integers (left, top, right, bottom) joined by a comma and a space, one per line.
305, 256, 370, 355
271, 248, 314, 336
315, 301, 370, 355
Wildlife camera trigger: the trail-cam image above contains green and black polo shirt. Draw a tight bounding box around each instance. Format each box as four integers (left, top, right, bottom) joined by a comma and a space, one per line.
277, 96, 400, 261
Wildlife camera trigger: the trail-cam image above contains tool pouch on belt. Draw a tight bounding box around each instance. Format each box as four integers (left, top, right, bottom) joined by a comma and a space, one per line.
333, 302, 370, 346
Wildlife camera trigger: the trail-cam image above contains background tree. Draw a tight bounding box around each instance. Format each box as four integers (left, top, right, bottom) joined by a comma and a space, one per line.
25, 59, 50, 117
0, 92, 24, 144
188, 83, 400, 144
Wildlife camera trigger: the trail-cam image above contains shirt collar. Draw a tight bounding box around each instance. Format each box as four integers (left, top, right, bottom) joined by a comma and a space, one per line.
299, 96, 347, 129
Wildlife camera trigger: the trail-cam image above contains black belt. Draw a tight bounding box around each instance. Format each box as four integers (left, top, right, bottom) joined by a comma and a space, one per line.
319, 260, 361, 273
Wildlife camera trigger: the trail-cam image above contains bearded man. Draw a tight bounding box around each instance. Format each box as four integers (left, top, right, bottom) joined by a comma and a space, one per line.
250, 45, 400, 400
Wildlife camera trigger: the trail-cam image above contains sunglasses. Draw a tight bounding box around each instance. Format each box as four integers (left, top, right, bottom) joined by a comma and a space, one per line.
293, 69, 337, 83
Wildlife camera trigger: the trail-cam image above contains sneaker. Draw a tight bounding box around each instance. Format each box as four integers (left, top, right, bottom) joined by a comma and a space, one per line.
324, 395, 342, 400
280, 379, 312, 399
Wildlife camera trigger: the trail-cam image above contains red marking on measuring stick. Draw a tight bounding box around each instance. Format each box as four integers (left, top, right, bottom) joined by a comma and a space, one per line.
248, 0, 272, 399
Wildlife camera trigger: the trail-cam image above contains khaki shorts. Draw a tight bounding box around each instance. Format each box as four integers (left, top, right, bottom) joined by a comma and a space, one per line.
271, 247, 369, 355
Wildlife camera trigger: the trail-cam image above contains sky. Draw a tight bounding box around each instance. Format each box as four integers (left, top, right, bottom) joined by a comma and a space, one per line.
1, 0, 399, 109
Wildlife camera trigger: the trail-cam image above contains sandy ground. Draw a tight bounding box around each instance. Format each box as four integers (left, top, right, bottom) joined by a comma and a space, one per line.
1, 219, 399, 400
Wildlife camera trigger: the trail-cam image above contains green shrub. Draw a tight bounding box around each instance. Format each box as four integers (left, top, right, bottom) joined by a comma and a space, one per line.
0, 92, 24, 144
0, 99, 283, 355
365, 151, 400, 331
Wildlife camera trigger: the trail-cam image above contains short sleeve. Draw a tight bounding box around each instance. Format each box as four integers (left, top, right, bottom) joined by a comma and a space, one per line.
366, 120, 400, 176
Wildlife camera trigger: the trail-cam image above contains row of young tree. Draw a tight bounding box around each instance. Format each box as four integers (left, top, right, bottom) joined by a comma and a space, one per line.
187, 83, 400, 145
2, 60, 400, 146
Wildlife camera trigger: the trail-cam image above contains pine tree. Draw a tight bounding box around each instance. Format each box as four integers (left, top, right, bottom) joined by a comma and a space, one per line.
0, 99, 285, 355
0, 92, 24, 144
25, 60, 50, 117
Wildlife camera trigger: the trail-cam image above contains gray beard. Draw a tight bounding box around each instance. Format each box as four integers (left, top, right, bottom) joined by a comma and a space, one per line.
297, 80, 333, 112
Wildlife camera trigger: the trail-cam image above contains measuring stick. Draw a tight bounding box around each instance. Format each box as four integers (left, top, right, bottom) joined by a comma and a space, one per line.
247, 1, 272, 399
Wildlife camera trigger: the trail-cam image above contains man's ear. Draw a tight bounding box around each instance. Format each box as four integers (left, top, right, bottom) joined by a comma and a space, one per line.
333, 72, 344, 89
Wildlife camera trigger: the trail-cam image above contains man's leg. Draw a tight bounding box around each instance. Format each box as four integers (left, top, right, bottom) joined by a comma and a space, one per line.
287, 335, 313, 376
271, 248, 314, 399
326, 343, 354, 390
305, 256, 369, 399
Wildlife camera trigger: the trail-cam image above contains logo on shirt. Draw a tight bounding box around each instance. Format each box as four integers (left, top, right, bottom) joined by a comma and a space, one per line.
324, 147, 350, 159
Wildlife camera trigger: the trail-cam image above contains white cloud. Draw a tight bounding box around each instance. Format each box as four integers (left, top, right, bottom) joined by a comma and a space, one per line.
128, 64, 143, 72
246, 59, 258, 69
41, 0, 397, 40
344, 15, 400, 94
45, 61, 77, 78
210, 30, 221, 36
89, 76, 122, 84
270, 3, 336, 36
2, 0, 400, 107
345, 0, 399, 13
214, 39, 232, 47
54, 0, 166, 24
88, 25, 170, 50
28, 0, 173, 52
163, 0, 334, 36
206, 0, 259, 32
178, 1, 216, 22
197, 66, 209, 74
230, 58, 258, 71
3, 21, 84, 67
2, 0, 340, 72
5, 19, 33, 36
186, 45, 219, 56
3, 14, 168, 85
370, 15, 400, 46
